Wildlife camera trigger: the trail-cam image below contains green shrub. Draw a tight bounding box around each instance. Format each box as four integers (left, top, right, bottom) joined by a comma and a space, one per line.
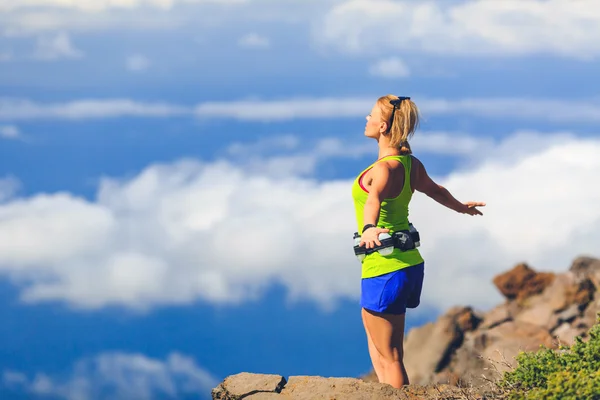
499, 315, 600, 400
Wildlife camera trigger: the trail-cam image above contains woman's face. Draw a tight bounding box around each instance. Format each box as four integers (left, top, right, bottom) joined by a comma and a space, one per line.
364, 103, 386, 139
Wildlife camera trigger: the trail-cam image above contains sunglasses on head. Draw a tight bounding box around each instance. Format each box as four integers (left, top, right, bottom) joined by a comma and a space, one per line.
387, 96, 410, 132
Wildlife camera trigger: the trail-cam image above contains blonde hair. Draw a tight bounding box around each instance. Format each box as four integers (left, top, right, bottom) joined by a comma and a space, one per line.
377, 94, 420, 155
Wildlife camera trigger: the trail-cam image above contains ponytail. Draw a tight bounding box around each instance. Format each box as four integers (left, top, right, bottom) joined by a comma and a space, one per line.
377, 95, 420, 155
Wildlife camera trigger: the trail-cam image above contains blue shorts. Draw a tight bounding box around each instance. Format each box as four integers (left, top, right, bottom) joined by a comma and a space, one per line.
360, 263, 425, 315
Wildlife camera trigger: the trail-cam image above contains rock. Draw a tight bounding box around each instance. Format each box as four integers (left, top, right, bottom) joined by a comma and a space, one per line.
401, 383, 483, 400
556, 304, 581, 325
403, 307, 478, 385
212, 373, 286, 400
447, 332, 489, 387
581, 297, 600, 328
213, 375, 486, 400
453, 306, 482, 332
493, 263, 555, 302
515, 303, 555, 329
534, 273, 575, 312
570, 256, 600, 289
282, 376, 405, 400
512, 274, 581, 330
480, 304, 511, 330
552, 322, 586, 347
479, 321, 556, 374
402, 323, 443, 385
565, 278, 596, 309
449, 320, 557, 385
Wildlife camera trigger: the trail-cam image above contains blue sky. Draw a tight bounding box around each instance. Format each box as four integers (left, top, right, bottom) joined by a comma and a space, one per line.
2, 1, 600, 399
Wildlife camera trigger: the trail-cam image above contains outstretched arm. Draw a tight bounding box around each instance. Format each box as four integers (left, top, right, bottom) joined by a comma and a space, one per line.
412, 157, 485, 216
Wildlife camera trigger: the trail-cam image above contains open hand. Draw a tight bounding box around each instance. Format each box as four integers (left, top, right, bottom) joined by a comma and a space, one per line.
359, 227, 390, 249
463, 201, 486, 216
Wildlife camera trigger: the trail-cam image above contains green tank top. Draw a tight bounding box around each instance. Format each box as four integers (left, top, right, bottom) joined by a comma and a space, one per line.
351, 155, 424, 279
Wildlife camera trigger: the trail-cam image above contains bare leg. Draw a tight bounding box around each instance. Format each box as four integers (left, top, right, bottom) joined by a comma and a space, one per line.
362, 308, 409, 388
362, 308, 384, 382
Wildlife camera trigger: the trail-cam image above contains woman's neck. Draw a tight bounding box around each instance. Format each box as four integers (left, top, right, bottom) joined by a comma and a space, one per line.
377, 145, 400, 160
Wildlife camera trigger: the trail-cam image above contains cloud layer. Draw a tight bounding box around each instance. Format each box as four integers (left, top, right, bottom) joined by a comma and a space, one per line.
3, 0, 600, 61
318, 0, 600, 58
2, 96, 600, 123
2, 352, 217, 400
0, 131, 599, 313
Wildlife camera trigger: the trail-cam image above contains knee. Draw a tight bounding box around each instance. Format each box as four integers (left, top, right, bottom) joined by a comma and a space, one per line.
379, 347, 403, 365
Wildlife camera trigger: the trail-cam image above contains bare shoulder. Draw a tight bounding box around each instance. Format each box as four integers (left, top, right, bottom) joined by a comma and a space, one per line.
382, 158, 404, 171
371, 160, 392, 176
410, 155, 422, 168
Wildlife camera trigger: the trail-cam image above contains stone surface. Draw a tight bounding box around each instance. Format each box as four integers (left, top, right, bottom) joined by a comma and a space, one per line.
214, 375, 485, 400
480, 304, 511, 330
515, 303, 555, 329
451, 320, 557, 382
492, 263, 555, 302
453, 306, 482, 332
527, 272, 575, 312
565, 278, 596, 309
582, 297, 600, 328
556, 304, 581, 325
403, 307, 476, 385
282, 376, 404, 400
570, 256, 600, 289
212, 373, 286, 400
552, 322, 585, 347
479, 321, 556, 374
245, 394, 282, 399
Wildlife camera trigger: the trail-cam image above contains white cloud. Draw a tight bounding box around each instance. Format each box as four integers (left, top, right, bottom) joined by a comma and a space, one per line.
368, 57, 410, 78
0, 0, 279, 36
0, 98, 189, 120
2, 352, 217, 400
0, 132, 599, 313
3, 96, 600, 124
238, 32, 270, 49
0, 125, 20, 139
126, 54, 151, 71
3, 0, 600, 62
0, 0, 247, 12
2, 371, 27, 385
31, 32, 83, 60
0, 177, 20, 202
317, 0, 600, 59
195, 96, 600, 123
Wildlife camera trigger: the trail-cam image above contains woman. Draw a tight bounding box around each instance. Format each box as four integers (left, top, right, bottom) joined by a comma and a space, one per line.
352, 94, 485, 388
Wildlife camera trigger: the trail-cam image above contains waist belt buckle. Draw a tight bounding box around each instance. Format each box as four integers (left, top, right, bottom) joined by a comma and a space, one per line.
393, 231, 415, 251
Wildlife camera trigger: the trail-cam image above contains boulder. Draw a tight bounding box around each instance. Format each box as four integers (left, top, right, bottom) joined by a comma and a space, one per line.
480, 304, 511, 330
570, 256, 600, 289
403, 306, 479, 385
212, 375, 486, 400
212, 373, 286, 400
480, 321, 556, 373
450, 320, 557, 384
514, 303, 555, 330
565, 278, 596, 310
581, 297, 600, 328
556, 304, 581, 325
492, 263, 555, 302
524, 273, 576, 312
512, 273, 580, 330
282, 376, 404, 400
552, 322, 586, 347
